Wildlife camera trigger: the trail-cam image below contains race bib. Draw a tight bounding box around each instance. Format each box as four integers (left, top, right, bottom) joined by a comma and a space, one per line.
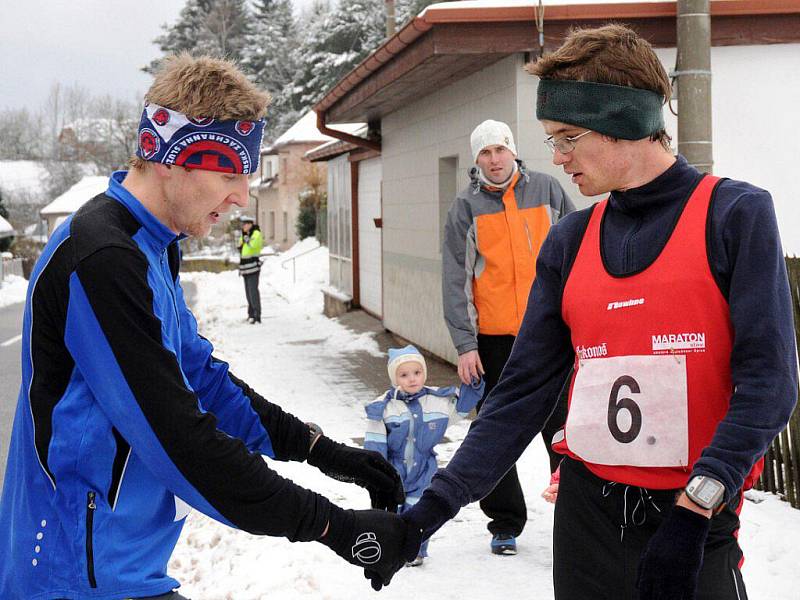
566, 354, 689, 467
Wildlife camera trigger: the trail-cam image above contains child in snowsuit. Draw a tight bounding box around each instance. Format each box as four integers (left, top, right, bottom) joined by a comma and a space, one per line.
364, 345, 484, 566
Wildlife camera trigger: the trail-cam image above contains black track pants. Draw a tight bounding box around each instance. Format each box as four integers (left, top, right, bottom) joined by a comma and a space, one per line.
553, 458, 748, 600
243, 272, 261, 321
476, 334, 567, 537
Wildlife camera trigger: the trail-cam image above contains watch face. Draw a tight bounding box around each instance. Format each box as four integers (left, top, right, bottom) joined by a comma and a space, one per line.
694, 479, 719, 503
688, 477, 724, 508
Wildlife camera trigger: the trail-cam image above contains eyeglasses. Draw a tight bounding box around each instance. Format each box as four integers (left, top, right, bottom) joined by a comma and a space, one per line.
544, 130, 593, 154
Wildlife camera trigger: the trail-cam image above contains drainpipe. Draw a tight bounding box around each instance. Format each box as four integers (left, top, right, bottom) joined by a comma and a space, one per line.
676, 0, 713, 173
316, 111, 381, 153
386, 0, 396, 38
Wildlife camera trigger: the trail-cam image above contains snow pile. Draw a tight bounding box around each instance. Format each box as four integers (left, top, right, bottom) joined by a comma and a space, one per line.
40, 176, 109, 216
0, 275, 28, 309
174, 239, 800, 600
0, 160, 48, 198
423, 0, 671, 13
0, 215, 14, 237
267, 111, 365, 151
265, 236, 328, 304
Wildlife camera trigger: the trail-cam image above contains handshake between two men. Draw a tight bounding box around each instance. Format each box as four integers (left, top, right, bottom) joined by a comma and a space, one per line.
306, 429, 445, 590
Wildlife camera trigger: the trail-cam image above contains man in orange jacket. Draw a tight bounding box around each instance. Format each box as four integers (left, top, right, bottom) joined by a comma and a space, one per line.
441, 119, 574, 554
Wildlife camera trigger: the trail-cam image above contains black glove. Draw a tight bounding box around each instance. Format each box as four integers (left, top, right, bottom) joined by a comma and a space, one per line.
400, 491, 456, 546
637, 505, 712, 600
320, 507, 422, 591
308, 435, 405, 511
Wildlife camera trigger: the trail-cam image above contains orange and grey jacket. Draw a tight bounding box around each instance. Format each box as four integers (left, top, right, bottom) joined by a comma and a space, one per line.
442, 161, 574, 354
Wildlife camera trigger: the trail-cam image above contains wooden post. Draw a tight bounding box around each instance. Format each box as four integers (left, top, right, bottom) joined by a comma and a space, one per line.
782, 428, 796, 506
788, 257, 800, 507
776, 433, 786, 493
789, 409, 800, 508
765, 446, 776, 493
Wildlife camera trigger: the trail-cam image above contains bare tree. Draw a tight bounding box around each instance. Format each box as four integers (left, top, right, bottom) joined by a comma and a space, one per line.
0, 108, 45, 160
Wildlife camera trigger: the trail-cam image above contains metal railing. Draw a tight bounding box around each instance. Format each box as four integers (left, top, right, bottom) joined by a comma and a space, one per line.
281, 243, 322, 284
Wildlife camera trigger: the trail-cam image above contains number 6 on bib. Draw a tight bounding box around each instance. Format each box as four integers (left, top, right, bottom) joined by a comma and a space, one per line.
566, 354, 689, 467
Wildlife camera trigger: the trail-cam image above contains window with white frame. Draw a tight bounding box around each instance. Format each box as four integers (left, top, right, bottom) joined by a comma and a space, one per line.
327, 155, 352, 296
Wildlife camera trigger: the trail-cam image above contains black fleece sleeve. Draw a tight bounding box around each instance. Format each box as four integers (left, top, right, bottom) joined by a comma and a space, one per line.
68, 246, 329, 541
226, 372, 312, 462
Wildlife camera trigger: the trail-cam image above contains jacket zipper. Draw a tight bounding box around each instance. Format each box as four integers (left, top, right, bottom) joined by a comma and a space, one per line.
523, 220, 534, 255
86, 491, 97, 588
161, 253, 181, 326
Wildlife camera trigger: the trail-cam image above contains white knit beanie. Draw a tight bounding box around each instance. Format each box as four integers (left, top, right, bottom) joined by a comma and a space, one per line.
470, 120, 517, 163
387, 345, 427, 387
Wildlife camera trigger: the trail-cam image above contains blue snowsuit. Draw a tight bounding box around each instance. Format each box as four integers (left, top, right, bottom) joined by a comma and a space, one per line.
364, 380, 483, 556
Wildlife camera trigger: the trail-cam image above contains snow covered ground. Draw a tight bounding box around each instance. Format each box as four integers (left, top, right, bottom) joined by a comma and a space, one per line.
0, 275, 28, 309
175, 240, 800, 600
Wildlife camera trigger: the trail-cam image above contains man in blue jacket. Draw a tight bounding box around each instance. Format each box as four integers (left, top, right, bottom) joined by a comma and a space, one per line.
381, 24, 797, 600
0, 54, 415, 599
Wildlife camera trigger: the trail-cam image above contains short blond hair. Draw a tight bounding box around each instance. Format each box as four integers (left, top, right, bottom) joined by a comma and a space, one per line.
130, 53, 271, 171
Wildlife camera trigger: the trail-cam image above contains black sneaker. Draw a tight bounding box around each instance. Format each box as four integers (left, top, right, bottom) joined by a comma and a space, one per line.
491, 533, 517, 555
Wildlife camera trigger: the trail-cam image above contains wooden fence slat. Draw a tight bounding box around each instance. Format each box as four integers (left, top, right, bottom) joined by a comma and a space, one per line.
764, 445, 776, 493
780, 429, 793, 505
758, 257, 800, 508
790, 409, 800, 508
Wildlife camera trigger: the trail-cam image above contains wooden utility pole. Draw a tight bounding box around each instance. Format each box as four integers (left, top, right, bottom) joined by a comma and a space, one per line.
676, 0, 713, 173
386, 0, 396, 38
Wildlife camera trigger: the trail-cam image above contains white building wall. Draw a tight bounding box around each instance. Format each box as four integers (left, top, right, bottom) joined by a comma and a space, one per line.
380, 44, 800, 362
654, 44, 800, 255
381, 54, 572, 361
357, 157, 383, 317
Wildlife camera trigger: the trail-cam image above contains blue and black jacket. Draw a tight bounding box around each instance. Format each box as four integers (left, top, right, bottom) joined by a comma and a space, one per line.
0, 172, 330, 599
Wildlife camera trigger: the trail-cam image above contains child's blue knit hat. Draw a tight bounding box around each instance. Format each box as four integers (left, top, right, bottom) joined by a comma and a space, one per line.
387, 345, 427, 387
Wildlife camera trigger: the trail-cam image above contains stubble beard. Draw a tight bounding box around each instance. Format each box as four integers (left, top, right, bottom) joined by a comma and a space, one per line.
185, 219, 213, 239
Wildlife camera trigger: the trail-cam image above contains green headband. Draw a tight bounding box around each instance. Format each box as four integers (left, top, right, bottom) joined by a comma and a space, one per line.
536, 79, 665, 140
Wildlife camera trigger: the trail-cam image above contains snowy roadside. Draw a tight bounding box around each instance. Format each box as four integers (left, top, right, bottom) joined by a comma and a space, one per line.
0, 275, 27, 309
174, 240, 800, 600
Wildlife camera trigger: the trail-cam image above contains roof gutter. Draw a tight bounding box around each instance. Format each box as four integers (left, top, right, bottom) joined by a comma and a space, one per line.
315, 111, 381, 152
313, 0, 800, 119
314, 15, 433, 115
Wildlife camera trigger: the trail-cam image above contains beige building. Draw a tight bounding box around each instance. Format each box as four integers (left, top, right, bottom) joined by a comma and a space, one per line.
252, 112, 363, 251
311, 0, 800, 363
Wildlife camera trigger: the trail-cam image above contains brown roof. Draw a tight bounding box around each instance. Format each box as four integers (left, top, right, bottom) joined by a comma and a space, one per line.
314, 0, 800, 123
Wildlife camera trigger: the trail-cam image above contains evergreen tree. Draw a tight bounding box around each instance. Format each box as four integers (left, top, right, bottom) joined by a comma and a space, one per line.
290, 0, 385, 110
145, 0, 252, 73
242, 0, 302, 140
395, 0, 459, 29
398, 0, 442, 22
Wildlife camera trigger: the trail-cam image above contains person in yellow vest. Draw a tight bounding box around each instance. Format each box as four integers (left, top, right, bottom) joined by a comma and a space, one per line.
441, 120, 574, 554
238, 215, 263, 323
